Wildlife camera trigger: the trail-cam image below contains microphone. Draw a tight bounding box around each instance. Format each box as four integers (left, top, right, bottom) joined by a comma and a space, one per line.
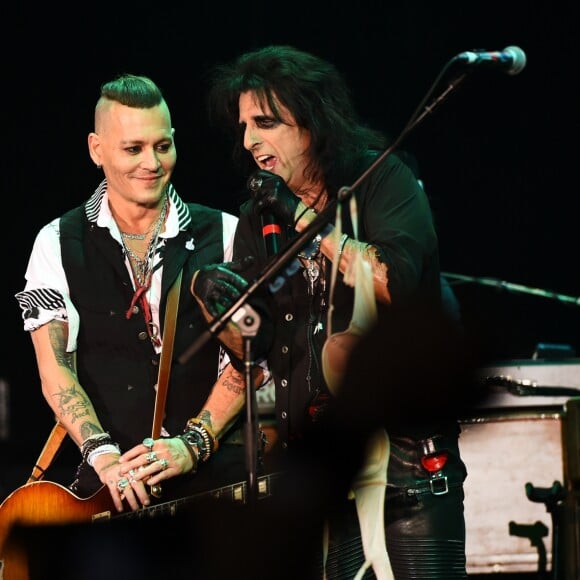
247, 174, 282, 257
259, 213, 282, 256
453, 45, 527, 75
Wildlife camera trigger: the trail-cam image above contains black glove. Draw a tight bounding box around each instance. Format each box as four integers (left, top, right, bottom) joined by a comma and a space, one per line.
191, 257, 254, 318
247, 170, 299, 225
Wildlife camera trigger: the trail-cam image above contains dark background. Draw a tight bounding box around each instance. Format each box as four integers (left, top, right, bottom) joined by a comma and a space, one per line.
0, 0, 577, 500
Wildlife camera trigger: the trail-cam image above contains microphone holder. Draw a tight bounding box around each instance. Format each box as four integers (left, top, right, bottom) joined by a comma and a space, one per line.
178, 58, 476, 500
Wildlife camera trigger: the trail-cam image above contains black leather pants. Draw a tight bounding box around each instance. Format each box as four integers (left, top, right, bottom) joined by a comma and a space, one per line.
385, 486, 467, 579
323, 485, 467, 580
323, 429, 469, 580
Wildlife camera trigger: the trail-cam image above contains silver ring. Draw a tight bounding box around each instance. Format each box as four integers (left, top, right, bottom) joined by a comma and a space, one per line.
145, 451, 157, 464
142, 437, 155, 450
117, 477, 129, 492
158, 458, 169, 471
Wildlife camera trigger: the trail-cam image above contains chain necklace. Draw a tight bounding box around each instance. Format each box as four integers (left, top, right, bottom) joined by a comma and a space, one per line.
120, 199, 167, 241
121, 227, 153, 241
124, 243, 153, 288
301, 254, 327, 327
118, 195, 169, 346
303, 254, 327, 393
120, 198, 168, 287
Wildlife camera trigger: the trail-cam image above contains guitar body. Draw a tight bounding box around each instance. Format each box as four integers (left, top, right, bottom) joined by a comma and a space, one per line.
0, 481, 114, 580
0, 473, 279, 580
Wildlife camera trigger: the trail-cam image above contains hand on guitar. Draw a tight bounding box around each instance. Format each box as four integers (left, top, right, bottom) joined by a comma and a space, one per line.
93, 451, 152, 513
118, 436, 197, 501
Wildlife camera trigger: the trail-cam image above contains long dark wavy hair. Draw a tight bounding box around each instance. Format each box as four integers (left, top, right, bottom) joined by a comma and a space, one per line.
207, 45, 389, 199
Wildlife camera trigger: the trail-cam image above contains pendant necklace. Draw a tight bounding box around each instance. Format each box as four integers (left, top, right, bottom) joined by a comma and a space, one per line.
118, 195, 168, 346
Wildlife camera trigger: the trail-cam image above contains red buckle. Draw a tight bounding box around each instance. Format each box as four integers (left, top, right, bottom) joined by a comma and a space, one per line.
421, 451, 448, 473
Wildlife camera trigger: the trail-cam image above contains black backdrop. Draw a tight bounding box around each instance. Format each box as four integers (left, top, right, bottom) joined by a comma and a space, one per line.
1, 2, 578, 464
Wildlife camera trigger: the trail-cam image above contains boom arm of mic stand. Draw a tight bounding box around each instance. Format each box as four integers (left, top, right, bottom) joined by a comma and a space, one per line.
337, 71, 469, 202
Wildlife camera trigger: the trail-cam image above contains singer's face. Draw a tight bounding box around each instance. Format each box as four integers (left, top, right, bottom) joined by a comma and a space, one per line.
239, 91, 311, 193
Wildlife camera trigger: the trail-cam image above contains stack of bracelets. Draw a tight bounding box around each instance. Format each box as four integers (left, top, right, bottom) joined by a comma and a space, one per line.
81, 433, 121, 467
178, 417, 219, 473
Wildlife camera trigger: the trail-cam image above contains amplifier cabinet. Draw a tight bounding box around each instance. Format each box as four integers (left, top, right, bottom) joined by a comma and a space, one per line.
560, 397, 580, 579
460, 409, 564, 575
463, 359, 580, 575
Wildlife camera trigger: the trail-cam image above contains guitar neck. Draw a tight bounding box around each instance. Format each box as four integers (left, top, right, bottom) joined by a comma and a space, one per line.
94, 472, 279, 523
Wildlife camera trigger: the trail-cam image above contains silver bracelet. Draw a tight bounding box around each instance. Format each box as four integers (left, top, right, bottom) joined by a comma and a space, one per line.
86, 443, 121, 467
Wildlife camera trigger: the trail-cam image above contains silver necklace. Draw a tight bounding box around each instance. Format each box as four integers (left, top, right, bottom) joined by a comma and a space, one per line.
119, 196, 168, 287
120, 207, 164, 241
121, 230, 150, 241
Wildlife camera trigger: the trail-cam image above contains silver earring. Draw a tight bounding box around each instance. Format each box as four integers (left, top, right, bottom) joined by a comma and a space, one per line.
96, 164, 102, 169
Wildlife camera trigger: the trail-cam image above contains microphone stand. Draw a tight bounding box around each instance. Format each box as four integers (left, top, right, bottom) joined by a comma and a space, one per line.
178, 59, 477, 500
230, 304, 262, 503
442, 272, 580, 307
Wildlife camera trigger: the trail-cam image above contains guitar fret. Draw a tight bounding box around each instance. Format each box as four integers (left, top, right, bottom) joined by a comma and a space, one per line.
258, 477, 269, 496
112, 472, 278, 520
232, 483, 245, 503
92, 511, 112, 522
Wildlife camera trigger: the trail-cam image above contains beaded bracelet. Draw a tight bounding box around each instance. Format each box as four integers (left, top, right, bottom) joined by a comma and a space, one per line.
185, 417, 219, 453
186, 425, 212, 462
177, 433, 200, 472
182, 428, 207, 461
81, 433, 110, 453
81, 433, 120, 463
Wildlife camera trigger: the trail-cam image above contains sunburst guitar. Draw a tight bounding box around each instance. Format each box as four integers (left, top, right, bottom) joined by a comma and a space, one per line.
0, 474, 277, 580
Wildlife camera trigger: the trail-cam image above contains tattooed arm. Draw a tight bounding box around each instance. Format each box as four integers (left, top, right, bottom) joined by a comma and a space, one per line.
196, 361, 264, 438
119, 361, 264, 490
29, 319, 142, 511
30, 319, 105, 448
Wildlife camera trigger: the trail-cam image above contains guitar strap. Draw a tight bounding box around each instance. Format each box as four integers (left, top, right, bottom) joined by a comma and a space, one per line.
321, 195, 393, 580
27, 421, 68, 483
151, 269, 182, 438
26, 270, 183, 482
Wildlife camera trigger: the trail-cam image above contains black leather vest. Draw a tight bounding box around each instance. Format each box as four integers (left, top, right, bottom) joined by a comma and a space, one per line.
59, 202, 228, 450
